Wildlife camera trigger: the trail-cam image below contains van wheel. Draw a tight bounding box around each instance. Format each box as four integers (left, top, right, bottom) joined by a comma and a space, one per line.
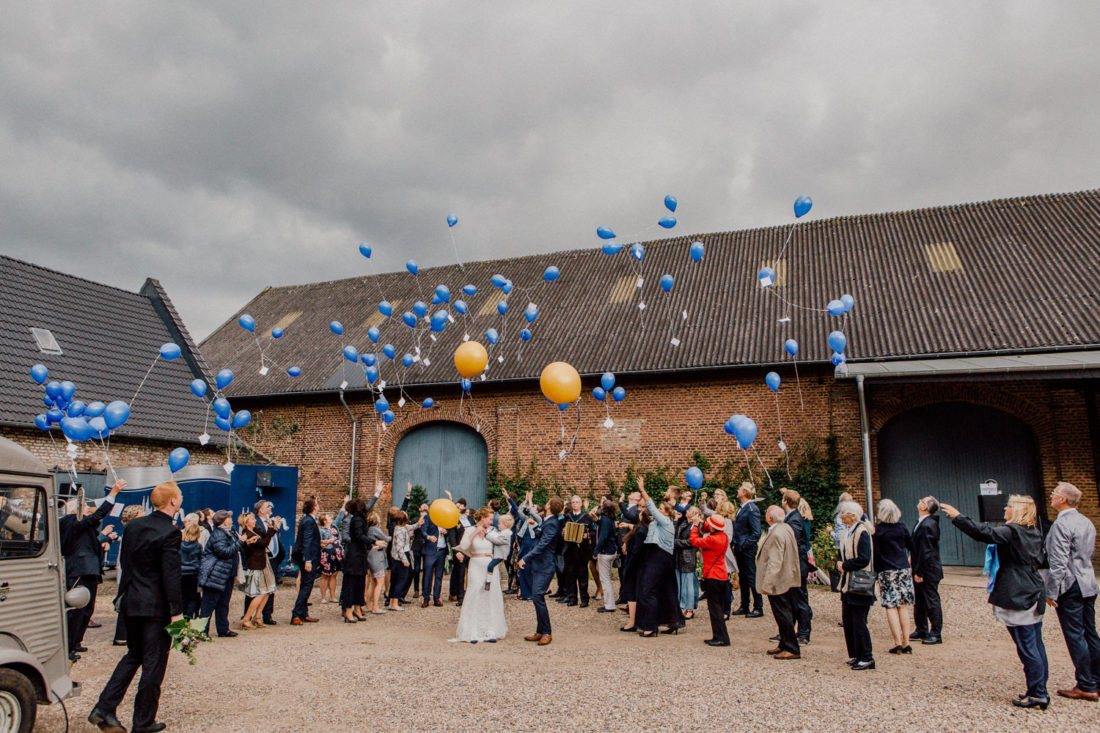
0, 669, 36, 733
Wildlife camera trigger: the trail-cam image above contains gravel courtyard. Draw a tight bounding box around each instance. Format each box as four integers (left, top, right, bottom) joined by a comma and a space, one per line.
40, 578, 1097, 733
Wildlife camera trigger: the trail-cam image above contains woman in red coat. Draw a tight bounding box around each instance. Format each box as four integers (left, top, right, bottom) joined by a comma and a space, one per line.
691, 514, 731, 646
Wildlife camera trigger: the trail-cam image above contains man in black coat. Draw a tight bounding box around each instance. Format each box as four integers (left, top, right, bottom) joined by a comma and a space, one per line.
446, 498, 472, 605
89, 481, 183, 733
781, 490, 813, 643
61, 479, 125, 660
910, 496, 945, 644
731, 482, 764, 617
291, 498, 321, 624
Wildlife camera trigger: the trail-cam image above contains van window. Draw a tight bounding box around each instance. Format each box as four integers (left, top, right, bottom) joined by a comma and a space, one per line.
0, 485, 47, 558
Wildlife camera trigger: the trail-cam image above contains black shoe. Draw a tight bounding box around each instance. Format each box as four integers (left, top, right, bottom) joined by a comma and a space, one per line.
503, 589, 517, 595
660, 626, 680, 635
901, 645, 913, 654
852, 660, 876, 671
220, 631, 239, 638
889, 645, 903, 654
134, 724, 167, 733
769, 634, 780, 642
555, 596, 569, 604
579, 601, 589, 608
620, 626, 637, 632
797, 637, 811, 645
746, 610, 764, 618
69, 652, 81, 662
705, 639, 731, 647
1011, 696, 1049, 710
112, 640, 127, 647
88, 707, 125, 732
922, 635, 942, 645
75, 645, 89, 653
262, 618, 277, 625
730, 608, 748, 616
597, 607, 615, 613
909, 630, 927, 640
566, 600, 578, 607
456, 602, 463, 607
845, 658, 858, 666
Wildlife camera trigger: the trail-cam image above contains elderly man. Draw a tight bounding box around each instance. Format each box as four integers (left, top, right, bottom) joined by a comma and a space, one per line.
781, 489, 813, 644
1044, 482, 1100, 701
911, 495, 944, 644
757, 505, 802, 660
559, 495, 594, 607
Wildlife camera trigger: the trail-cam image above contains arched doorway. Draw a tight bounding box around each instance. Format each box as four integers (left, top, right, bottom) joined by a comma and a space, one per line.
878, 402, 1043, 567
392, 421, 488, 508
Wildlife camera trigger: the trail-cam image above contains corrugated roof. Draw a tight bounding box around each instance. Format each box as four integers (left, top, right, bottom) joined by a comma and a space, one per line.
0, 256, 221, 444
201, 189, 1100, 399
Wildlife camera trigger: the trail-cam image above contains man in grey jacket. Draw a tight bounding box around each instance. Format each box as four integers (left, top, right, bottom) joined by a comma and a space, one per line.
1044, 482, 1100, 701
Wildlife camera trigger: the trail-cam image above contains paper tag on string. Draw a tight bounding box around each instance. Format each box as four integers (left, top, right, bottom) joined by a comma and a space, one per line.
778, 317, 791, 323
198, 433, 210, 446
558, 449, 568, 460
223, 461, 235, 475
603, 416, 615, 428
670, 337, 680, 347
339, 380, 349, 390
778, 440, 787, 452
397, 397, 406, 408
422, 358, 430, 366
636, 277, 644, 288
258, 365, 269, 376
447, 314, 455, 324
638, 302, 646, 310
682, 310, 688, 320
430, 335, 436, 342
760, 274, 774, 287
480, 374, 486, 381
463, 333, 470, 342
412, 355, 420, 363
379, 380, 386, 390
498, 355, 504, 363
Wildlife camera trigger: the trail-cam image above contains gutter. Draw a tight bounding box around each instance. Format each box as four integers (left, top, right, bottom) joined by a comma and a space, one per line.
856, 375, 875, 519
338, 388, 358, 498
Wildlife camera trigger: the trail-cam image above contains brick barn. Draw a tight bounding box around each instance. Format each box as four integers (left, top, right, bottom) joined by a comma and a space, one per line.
201, 190, 1100, 565
0, 255, 225, 493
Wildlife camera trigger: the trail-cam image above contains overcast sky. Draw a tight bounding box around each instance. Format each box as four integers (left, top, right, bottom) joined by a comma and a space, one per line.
2, 2, 1097, 340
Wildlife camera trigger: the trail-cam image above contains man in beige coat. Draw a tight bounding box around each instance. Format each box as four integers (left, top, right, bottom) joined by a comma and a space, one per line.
756, 505, 802, 659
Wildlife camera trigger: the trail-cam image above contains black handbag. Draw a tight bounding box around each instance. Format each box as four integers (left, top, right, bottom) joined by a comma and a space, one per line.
844, 526, 876, 597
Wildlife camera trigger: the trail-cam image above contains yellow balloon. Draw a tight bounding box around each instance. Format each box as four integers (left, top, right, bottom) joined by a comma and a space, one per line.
429, 498, 460, 529
454, 341, 488, 378
540, 361, 581, 405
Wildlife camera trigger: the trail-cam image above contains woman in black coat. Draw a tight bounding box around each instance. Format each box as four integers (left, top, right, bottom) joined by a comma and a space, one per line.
340, 499, 370, 623
942, 496, 1049, 709
199, 510, 245, 638
836, 500, 876, 671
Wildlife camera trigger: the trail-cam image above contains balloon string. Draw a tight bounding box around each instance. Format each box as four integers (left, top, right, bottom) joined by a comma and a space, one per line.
774, 221, 798, 262
766, 287, 830, 313
774, 390, 783, 443
753, 447, 773, 488
742, 448, 755, 488
449, 230, 465, 271
129, 355, 160, 406
558, 400, 581, 462
558, 409, 565, 441
793, 359, 805, 411
97, 436, 119, 484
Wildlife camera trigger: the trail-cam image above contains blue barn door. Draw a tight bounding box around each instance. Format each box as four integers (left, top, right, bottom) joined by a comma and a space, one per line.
392, 422, 488, 509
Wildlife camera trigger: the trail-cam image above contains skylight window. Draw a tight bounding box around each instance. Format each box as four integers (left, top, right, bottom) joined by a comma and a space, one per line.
30, 327, 62, 355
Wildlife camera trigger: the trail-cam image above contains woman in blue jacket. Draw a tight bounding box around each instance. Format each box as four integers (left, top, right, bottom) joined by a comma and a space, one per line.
199, 510, 246, 638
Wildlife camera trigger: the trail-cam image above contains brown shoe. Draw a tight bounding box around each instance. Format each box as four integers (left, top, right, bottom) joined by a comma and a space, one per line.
449, 595, 458, 602
1057, 687, 1099, 701
252, 620, 265, 628
774, 651, 801, 660
421, 601, 429, 608
766, 647, 781, 655
304, 616, 319, 623
290, 618, 304, 626
434, 600, 443, 607
524, 633, 543, 642
538, 634, 553, 646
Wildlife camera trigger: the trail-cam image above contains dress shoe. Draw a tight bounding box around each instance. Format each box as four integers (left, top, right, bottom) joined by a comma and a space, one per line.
524, 633, 543, 642
597, 607, 615, 613
75, 645, 89, 653
133, 724, 167, 733
566, 600, 578, 607
87, 620, 102, 628
767, 647, 781, 655
113, 640, 128, 646
262, 618, 276, 625
888, 645, 903, 654
579, 601, 589, 608
538, 634, 552, 646
851, 660, 876, 671
769, 634, 780, 642
1011, 696, 1049, 710
88, 706, 125, 732
219, 631, 238, 638
922, 635, 942, 645
797, 637, 811, 645
304, 616, 319, 623
909, 630, 927, 640
774, 651, 800, 660
746, 610, 764, 618
704, 639, 730, 647
845, 658, 857, 666
291, 618, 304, 625
730, 608, 748, 616
422, 601, 430, 608
433, 600, 443, 607
449, 595, 458, 602
1057, 687, 1099, 701
69, 652, 81, 662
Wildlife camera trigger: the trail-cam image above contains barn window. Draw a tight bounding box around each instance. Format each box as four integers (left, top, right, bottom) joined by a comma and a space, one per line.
30, 327, 62, 355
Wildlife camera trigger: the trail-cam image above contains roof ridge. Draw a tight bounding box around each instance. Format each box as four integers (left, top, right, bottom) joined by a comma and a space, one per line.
0, 254, 146, 298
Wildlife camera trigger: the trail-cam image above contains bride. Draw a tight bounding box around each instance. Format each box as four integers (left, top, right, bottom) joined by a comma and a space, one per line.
453, 507, 508, 643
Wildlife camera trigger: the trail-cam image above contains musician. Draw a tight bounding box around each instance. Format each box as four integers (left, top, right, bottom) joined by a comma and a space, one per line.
558, 495, 594, 607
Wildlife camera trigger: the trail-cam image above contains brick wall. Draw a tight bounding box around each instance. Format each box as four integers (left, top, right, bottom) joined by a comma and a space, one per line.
1, 426, 225, 473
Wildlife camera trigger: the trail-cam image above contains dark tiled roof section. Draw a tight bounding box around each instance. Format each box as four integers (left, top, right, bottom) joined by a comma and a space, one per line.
200, 189, 1100, 398
0, 256, 223, 444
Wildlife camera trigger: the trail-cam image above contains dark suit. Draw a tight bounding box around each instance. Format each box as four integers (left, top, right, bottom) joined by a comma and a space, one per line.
447, 516, 473, 601
61, 498, 115, 652
292, 514, 321, 620
732, 501, 763, 613
523, 514, 563, 635
560, 510, 593, 603
784, 509, 813, 640
911, 514, 943, 637
420, 517, 447, 602
97, 510, 182, 730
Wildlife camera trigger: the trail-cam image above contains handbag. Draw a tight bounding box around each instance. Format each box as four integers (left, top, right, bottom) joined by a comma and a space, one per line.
846, 568, 876, 597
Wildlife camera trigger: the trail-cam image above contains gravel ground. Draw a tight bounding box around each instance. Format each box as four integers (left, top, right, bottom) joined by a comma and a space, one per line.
37, 578, 1096, 732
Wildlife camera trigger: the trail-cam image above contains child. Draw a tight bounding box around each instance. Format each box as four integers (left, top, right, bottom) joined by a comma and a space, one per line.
179, 522, 203, 618
484, 513, 514, 591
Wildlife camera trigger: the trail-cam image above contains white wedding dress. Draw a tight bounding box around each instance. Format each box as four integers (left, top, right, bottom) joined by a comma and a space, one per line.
453, 528, 508, 642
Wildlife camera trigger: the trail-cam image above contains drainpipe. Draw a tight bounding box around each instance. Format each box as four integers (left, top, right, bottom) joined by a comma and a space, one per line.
339, 389, 358, 498
856, 375, 875, 519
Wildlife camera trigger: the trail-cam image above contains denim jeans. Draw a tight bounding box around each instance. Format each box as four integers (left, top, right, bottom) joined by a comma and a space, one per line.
1055, 582, 1100, 693
1006, 622, 1049, 698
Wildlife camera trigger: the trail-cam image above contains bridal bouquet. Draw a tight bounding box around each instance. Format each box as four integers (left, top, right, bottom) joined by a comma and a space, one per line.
166, 617, 212, 665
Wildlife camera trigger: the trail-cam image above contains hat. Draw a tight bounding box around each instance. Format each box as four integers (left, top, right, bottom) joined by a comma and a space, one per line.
212, 510, 232, 527
705, 515, 726, 532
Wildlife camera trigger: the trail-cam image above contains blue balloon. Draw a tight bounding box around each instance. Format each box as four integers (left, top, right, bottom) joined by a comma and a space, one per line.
271, 327, 284, 338
413, 301, 428, 318
543, 266, 560, 282
462, 284, 477, 296
485, 328, 499, 345
658, 215, 677, 229
758, 267, 776, 288
689, 241, 704, 263
88, 416, 109, 440
435, 285, 450, 303
61, 416, 92, 442
359, 242, 372, 258
827, 299, 846, 316
104, 400, 131, 430
287, 366, 302, 377
461, 378, 472, 392
828, 330, 847, 354
67, 400, 86, 417
659, 274, 674, 292
491, 274, 506, 288
523, 303, 538, 323
34, 414, 49, 431
362, 353, 377, 367
685, 466, 703, 490
402, 353, 414, 367
213, 397, 231, 419
374, 396, 389, 414
365, 366, 379, 384
46, 408, 65, 425
631, 243, 645, 261
216, 369, 234, 389
502, 280, 513, 295
793, 195, 813, 218
60, 381, 76, 401
600, 372, 616, 391
664, 195, 678, 213
422, 398, 435, 408
43, 396, 52, 407
729, 414, 757, 449
430, 311, 448, 333
383, 344, 396, 359
330, 321, 343, 335
168, 447, 190, 472
382, 410, 395, 424
841, 294, 855, 312
596, 226, 616, 240
454, 300, 468, 315
497, 301, 508, 315
367, 326, 381, 343
45, 381, 62, 400
612, 386, 626, 402
343, 345, 359, 362
214, 415, 231, 432
601, 242, 623, 256
784, 339, 799, 356
30, 364, 48, 384
831, 352, 846, 367
402, 312, 417, 328
592, 386, 606, 401
447, 214, 458, 227
237, 314, 255, 332
765, 372, 781, 392
431, 290, 442, 303
406, 260, 418, 275
558, 403, 569, 411
84, 401, 106, 418
520, 328, 532, 341
378, 301, 393, 317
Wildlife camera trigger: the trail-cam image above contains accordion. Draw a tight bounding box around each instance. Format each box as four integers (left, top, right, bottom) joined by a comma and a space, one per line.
562, 521, 586, 544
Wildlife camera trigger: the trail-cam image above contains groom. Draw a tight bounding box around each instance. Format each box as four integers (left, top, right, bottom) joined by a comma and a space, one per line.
519, 496, 564, 646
